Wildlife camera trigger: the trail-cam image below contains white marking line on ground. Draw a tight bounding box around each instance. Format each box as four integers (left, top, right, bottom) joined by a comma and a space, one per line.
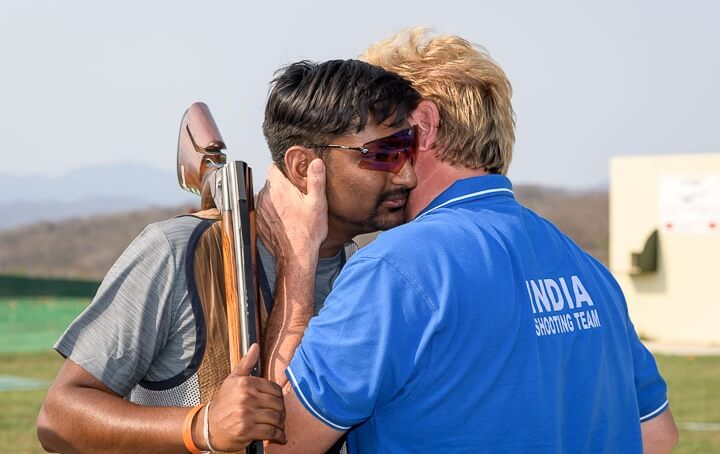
0, 375, 49, 391
680, 422, 720, 432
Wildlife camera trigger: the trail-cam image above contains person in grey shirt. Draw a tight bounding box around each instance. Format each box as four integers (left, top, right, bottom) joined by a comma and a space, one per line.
37, 58, 420, 454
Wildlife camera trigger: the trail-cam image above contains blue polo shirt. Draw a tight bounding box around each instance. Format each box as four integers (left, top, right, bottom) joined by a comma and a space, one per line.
287, 175, 668, 453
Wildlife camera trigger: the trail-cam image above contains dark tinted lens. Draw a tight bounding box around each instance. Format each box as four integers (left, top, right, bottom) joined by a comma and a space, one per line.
357, 127, 415, 173
369, 150, 403, 163
363, 128, 414, 155
357, 151, 407, 173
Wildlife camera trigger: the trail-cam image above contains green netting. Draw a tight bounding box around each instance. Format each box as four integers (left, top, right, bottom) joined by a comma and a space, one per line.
0, 298, 89, 353
0, 275, 99, 298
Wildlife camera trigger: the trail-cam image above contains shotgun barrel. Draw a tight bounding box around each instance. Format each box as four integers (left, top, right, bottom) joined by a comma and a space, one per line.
177, 102, 263, 454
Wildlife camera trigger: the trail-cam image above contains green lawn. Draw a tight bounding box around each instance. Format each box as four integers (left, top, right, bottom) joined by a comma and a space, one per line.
0, 351, 63, 453
0, 298, 718, 453
0, 298, 86, 453
656, 355, 720, 453
0, 298, 89, 353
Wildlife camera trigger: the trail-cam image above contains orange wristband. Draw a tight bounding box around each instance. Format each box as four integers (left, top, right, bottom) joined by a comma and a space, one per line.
182, 403, 206, 454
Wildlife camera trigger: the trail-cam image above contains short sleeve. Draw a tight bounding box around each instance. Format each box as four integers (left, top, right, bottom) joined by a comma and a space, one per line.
595, 262, 670, 422
54, 224, 179, 396
286, 255, 436, 430
627, 318, 669, 421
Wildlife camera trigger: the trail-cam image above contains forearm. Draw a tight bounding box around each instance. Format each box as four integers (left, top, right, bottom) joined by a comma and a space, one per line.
265, 382, 344, 454
37, 381, 203, 453
641, 408, 679, 454
263, 255, 318, 386
256, 160, 327, 386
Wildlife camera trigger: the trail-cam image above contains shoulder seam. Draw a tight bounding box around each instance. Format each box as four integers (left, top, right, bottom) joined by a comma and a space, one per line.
143, 223, 180, 279
144, 224, 181, 318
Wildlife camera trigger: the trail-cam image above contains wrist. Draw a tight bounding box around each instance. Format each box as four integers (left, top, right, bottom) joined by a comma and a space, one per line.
203, 401, 217, 453
184, 403, 208, 454
277, 249, 320, 275
189, 404, 209, 452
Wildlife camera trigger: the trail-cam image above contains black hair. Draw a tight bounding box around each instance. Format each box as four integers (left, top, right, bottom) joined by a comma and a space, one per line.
263, 59, 421, 170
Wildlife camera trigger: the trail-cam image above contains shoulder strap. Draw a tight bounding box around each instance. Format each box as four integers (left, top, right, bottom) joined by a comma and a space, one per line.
174, 208, 221, 221
257, 256, 274, 315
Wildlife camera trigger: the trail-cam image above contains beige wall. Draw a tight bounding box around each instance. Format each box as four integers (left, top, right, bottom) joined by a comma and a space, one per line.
610, 153, 720, 345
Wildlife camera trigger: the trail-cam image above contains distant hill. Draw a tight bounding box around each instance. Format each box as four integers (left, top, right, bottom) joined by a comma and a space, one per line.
0, 206, 193, 280
357, 185, 608, 264
0, 162, 190, 203
0, 185, 608, 280
515, 185, 608, 263
0, 162, 195, 230
0, 197, 169, 231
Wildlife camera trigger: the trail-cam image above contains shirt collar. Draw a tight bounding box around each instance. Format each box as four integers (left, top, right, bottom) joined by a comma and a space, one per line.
414, 174, 515, 221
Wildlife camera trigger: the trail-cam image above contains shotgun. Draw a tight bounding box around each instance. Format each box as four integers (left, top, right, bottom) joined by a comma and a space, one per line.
177, 102, 263, 453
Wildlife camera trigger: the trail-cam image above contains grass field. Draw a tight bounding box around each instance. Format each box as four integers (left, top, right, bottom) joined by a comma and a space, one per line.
656, 355, 720, 452
0, 298, 89, 353
0, 298, 86, 453
0, 298, 718, 453
0, 351, 63, 453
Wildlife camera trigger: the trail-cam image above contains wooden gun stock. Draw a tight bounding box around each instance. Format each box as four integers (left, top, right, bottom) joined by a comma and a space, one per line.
177, 102, 264, 454
177, 102, 227, 209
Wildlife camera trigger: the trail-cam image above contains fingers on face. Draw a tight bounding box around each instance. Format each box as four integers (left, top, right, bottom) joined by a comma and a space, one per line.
307, 159, 326, 192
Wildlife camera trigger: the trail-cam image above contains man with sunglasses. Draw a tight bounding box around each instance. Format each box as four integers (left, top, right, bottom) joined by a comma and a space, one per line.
258, 29, 678, 453
36, 59, 420, 453
259, 59, 420, 384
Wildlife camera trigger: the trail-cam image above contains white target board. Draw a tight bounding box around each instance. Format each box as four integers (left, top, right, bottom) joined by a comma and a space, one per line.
659, 175, 720, 233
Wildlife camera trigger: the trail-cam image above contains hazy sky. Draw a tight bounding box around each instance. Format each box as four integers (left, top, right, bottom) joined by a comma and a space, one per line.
2, 0, 718, 189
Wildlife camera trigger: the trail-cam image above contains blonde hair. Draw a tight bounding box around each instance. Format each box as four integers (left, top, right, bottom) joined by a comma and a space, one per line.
362, 28, 515, 174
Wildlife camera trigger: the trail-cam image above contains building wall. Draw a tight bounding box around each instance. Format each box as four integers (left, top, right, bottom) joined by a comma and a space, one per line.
609, 153, 720, 345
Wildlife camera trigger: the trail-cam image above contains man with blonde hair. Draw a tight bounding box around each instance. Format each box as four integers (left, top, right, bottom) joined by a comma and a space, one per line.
259, 29, 678, 453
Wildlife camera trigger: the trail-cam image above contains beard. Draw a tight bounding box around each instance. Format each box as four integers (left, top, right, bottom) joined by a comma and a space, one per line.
331, 187, 411, 234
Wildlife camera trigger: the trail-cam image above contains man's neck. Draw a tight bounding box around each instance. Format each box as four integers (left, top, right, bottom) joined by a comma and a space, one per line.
318, 218, 356, 258
408, 157, 489, 220
318, 233, 346, 258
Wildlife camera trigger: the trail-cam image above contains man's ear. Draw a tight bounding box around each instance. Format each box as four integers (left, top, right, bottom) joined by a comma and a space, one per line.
410, 100, 440, 153
283, 146, 318, 194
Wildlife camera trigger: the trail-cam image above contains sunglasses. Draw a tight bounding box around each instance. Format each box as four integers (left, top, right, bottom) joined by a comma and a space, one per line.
308, 126, 417, 174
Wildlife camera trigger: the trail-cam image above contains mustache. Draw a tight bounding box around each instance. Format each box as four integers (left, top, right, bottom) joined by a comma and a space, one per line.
379, 187, 411, 202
